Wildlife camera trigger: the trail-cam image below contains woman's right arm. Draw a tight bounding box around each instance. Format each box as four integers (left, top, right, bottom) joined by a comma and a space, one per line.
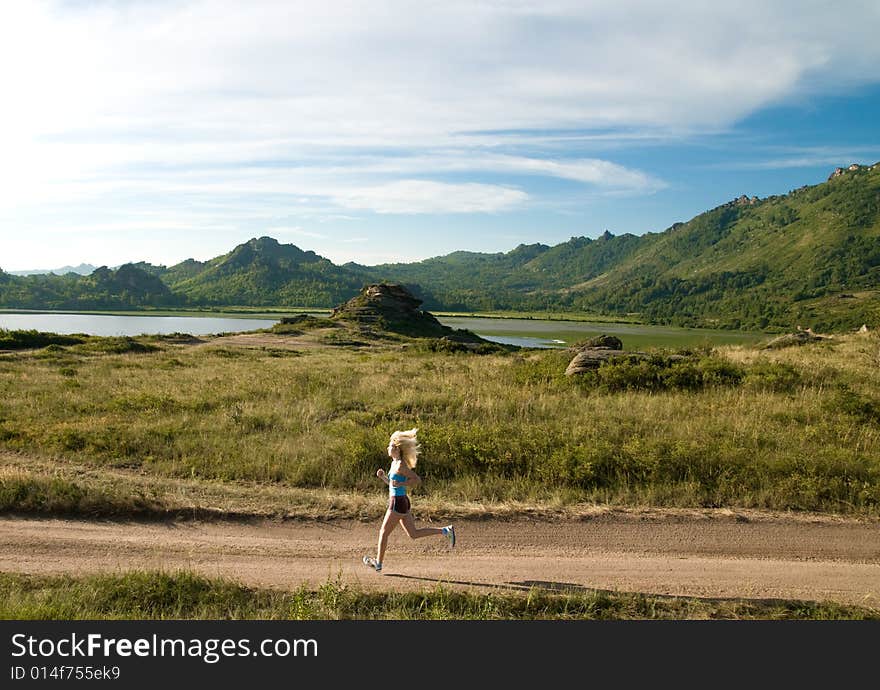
377, 468, 389, 485
399, 467, 422, 487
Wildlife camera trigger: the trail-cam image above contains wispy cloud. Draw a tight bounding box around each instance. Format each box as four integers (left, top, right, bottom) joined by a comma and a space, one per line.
333, 181, 528, 214
265, 226, 327, 239
2, 1, 880, 268
706, 146, 880, 171
4, 2, 878, 203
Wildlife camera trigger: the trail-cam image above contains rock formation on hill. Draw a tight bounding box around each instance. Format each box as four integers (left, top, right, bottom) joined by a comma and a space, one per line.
331, 283, 484, 341
760, 330, 833, 350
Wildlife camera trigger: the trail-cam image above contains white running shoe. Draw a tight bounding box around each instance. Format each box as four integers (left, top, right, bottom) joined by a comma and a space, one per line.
443, 525, 456, 548
362, 556, 382, 572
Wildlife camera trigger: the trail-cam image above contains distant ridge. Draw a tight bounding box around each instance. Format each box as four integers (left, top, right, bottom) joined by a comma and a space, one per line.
2, 164, 879, 331
8, 263, 97, 277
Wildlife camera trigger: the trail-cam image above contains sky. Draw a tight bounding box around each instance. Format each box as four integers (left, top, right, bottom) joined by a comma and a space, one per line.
1, 0, 879, 272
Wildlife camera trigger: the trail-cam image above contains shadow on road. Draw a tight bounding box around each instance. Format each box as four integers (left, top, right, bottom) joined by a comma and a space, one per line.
384, 574, 824, 607
385, 574, 594, 593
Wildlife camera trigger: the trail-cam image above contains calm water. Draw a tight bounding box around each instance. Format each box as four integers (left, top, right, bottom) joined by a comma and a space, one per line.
0, 312, 278, 337
436, 316, 765, 349
0, 312, 765, 348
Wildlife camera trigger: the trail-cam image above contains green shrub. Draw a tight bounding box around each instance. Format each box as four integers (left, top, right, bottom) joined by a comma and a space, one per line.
416, 338, 508, 355
77, 337, 159, 354
592, 355, 744, 392
828, 387, 880, 424
744, 360, 804, 392
0, 329, 84, 350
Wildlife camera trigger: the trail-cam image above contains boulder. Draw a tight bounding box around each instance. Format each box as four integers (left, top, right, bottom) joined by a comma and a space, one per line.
565, 348, 632, 375
573, 334, 623, 350
565, 332, 690, 374
331, 283, 485, 341
760, 331, 832, 350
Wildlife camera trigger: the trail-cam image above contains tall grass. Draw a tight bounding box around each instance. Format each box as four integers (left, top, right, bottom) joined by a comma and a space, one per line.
2, 332, 879, 514
0, 571, 875, 620
0, 471, 163, 517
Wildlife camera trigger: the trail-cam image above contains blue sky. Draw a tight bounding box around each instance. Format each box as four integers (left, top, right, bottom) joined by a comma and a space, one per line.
1, 0, 879, 271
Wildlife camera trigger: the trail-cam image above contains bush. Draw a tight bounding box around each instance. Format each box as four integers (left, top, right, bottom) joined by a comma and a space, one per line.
828, 387, 880, 424
744, 360, 804, 392
274, 315, 336, 332
417, 338, 509, 355
592, 354, 744, 392
77, 337, 159, 354
0, 329, 84, 350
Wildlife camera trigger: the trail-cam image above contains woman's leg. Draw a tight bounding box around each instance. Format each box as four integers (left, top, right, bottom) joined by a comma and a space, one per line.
377, 509, 402, 564
399, 511, 444, 539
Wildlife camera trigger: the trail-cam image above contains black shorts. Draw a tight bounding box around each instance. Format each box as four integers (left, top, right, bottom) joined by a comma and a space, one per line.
389, 495, 411, 515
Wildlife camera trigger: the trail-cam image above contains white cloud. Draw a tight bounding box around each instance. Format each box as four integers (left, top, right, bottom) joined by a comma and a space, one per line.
333, 180, 528, 214
707, 146, 880, 171
2, 1, 880, 266
265, 226, 327, 239
4, 1, 878, 161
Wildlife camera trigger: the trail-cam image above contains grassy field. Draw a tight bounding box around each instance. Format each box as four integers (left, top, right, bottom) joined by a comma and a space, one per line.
1, 570, 875, 620
1, 324, 879, 516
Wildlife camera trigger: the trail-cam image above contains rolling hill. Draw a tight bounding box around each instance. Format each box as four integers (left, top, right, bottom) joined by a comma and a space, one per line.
2, 163, 878, 330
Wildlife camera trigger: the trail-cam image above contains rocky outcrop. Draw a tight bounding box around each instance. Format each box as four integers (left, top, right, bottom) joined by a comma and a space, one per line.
565, 346, 690, 375
760, 330, 832, 350
734, 194, 759, 206
829, 163, 868, 180
565, 348, 632, 374
565, 336, 658, 375
572, 334, 623, 350
332, 284, 423, 322
331, 283, 484, 340
713, 195, 761, 211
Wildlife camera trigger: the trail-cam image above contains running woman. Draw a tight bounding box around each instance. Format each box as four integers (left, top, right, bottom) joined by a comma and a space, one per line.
363, 428, 455, 573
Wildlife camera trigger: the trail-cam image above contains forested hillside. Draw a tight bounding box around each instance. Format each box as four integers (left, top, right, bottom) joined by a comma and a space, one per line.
2, 164, 878, 330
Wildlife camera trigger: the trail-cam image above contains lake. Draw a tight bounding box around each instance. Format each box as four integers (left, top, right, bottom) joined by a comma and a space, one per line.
0, 312, 278, 337
436, 316, 765, 349
0, 311, 766, 349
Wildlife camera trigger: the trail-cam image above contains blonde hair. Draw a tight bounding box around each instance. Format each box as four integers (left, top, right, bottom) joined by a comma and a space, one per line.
390, 427, 420, 468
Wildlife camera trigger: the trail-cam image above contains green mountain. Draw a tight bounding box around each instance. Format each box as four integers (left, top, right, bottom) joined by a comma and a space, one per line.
556, 164, 880, 330
0, 263, 182, 310
359, 163, 880, 329
158, 236, 367, 307
358, 243, 554, 310
2, 164, 878, 330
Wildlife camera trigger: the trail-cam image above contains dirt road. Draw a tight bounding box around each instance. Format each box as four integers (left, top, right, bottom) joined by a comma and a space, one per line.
2, 512, 879, 607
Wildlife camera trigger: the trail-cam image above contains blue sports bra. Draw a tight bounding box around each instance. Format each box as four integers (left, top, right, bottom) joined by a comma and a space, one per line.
390, 473, 407, 497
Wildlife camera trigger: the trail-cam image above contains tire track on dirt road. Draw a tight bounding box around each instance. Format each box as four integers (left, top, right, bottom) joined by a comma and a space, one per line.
1, 514, 879, 607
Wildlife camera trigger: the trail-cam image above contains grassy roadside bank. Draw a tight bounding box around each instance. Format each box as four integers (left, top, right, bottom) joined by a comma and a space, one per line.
1, 571, 875, 620
4, 451, 879, 523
